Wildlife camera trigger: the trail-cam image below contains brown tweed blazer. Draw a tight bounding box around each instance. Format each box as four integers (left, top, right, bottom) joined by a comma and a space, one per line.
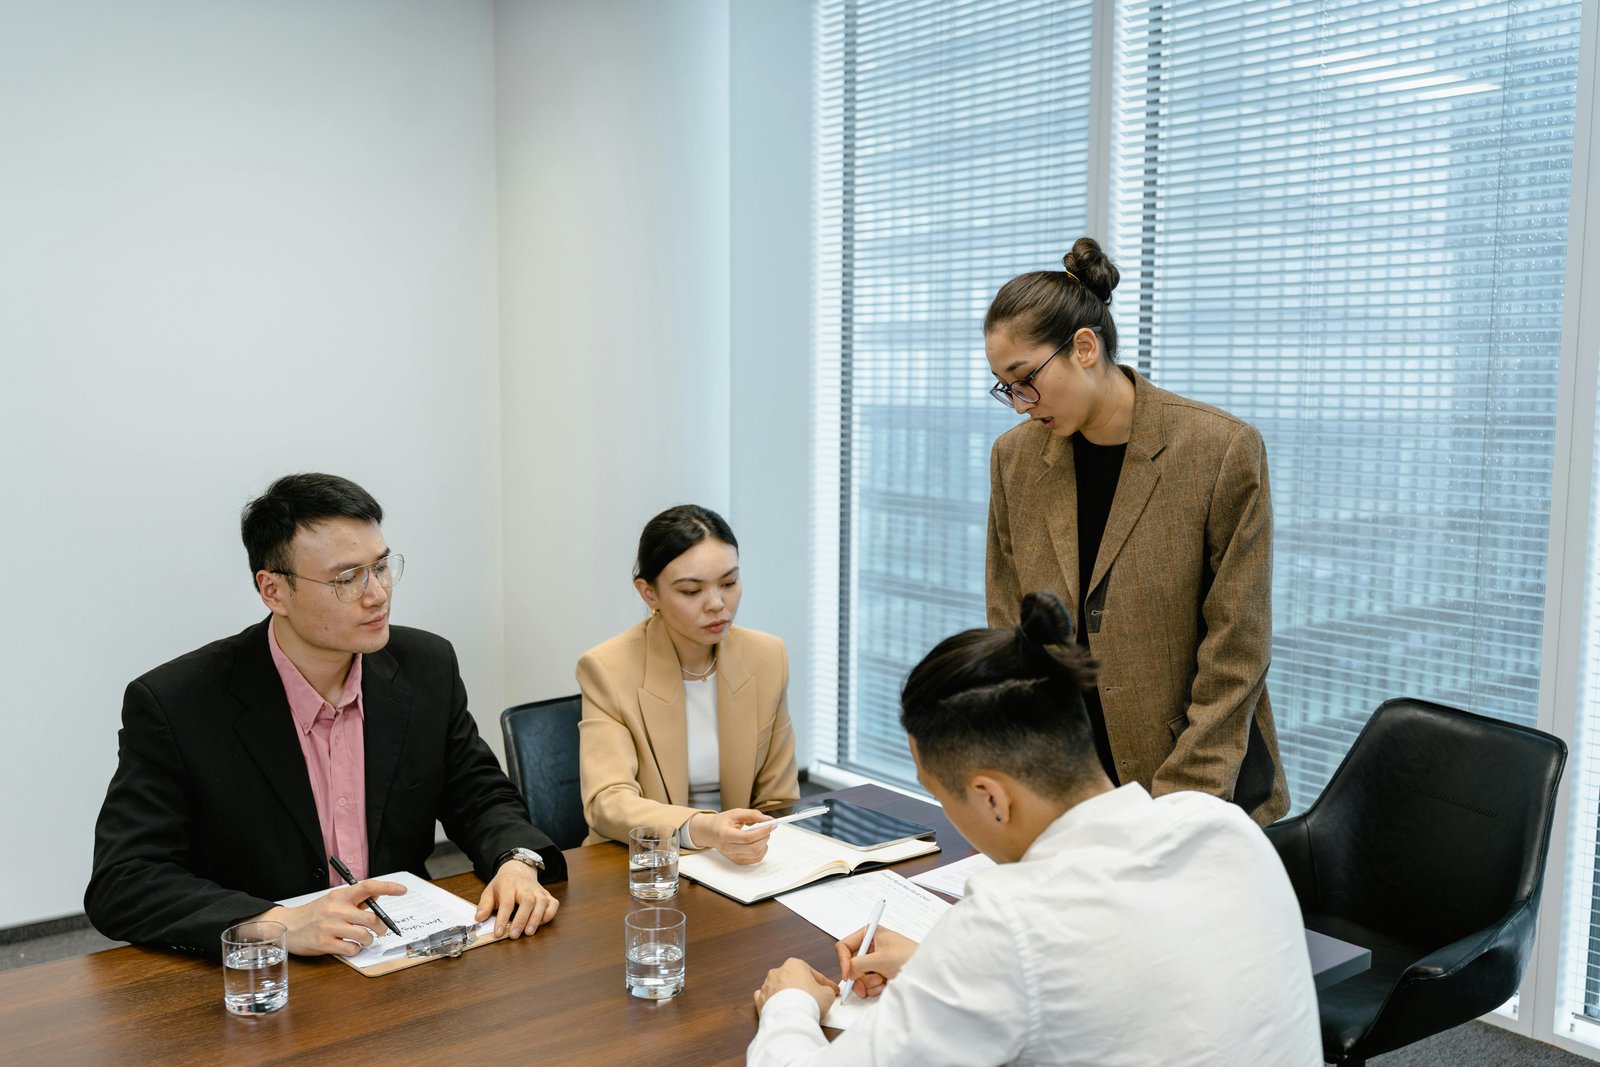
987, 366, 1289, 825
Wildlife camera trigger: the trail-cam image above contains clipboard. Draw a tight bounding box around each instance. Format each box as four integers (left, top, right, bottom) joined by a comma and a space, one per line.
275, 870, 506, 977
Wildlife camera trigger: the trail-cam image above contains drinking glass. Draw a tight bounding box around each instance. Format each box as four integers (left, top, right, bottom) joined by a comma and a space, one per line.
221, 920, 288, 1015
628, 824, 680, 900
625, 907, 686, 999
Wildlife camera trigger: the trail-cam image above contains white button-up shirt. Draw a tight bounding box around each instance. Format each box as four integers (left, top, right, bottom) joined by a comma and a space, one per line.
748, 784, 1321, 1067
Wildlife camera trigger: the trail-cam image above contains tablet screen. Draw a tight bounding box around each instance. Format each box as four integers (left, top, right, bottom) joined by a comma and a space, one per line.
789, 799, 937, 850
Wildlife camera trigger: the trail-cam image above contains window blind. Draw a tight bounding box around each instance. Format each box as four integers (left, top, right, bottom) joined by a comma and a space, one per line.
813, 0, 1094, 787
1109, 0, 1579, 814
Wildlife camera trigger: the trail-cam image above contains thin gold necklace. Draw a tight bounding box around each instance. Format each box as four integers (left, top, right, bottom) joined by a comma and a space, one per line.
681, 645, 718, 682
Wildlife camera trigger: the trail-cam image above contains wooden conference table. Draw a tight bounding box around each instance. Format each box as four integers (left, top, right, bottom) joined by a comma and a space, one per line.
0, 785, 1368, 1066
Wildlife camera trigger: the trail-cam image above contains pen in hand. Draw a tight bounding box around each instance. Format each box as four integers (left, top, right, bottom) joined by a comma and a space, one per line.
329, 855, 404, 938
744, 804, 830, 828
837, 897, 886, 1006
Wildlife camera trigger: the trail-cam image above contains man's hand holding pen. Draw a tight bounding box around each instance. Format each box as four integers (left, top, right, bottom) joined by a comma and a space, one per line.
753, 907, 921, 1019
251, 878, 410, 957
835, 924, 917, 998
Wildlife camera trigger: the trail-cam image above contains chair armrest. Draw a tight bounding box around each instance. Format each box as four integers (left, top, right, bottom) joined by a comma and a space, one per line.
1402, 901, 1530, 981
1263, 814, 1316, 906
1359, 895, 1539, 1058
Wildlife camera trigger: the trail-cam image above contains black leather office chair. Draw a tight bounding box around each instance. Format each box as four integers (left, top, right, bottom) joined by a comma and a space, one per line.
500, 694, 588, 851
1265, 698, 1566, 1066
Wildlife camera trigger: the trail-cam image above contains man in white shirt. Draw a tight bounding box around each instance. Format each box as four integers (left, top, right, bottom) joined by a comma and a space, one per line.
748, 592, 1321, 1067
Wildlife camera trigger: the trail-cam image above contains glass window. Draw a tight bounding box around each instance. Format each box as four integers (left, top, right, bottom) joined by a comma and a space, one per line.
815, 0, 1579, 821
813, 0, 1095, 787
1109, 0, 1579, 810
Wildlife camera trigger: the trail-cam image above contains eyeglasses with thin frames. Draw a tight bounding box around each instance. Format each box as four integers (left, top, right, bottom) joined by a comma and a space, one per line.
273, 552, 405, 603
988, 327, 1101, 407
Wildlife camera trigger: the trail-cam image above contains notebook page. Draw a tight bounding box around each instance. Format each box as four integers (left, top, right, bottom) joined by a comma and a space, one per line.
679, 823, 848, 898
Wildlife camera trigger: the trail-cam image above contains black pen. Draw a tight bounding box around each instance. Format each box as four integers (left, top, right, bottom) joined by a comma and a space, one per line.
329, 855, 404, 938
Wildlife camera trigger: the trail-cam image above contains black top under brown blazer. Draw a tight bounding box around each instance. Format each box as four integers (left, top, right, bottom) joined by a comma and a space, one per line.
988, 367, 1290, 825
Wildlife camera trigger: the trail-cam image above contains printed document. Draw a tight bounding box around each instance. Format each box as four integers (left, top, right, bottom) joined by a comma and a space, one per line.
777, 870, 954, 1032
276, 870, 492, 972
908, 852, 996, 899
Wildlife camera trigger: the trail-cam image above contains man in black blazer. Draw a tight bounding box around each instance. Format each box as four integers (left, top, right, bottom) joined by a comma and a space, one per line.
86, 474, 566, 960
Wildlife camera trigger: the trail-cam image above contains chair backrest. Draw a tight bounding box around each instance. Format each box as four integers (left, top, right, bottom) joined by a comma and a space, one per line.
1300, 697, 1566, 950
500, 695, 587, 851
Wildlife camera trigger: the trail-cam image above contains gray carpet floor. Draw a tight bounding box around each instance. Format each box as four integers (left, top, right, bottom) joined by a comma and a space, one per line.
1368, 1023, 1594, 1066
6, 842, 1594, 1065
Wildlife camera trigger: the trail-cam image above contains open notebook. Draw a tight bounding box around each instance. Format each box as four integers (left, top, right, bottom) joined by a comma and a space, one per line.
678, 823, 939, 904
276, 870, 501, 977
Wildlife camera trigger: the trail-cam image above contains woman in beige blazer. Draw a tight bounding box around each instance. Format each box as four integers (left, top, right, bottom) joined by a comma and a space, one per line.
577, 505, 800, 862
983, 238, 1289, 826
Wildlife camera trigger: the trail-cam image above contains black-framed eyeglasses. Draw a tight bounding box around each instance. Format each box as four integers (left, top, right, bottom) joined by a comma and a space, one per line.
988, 327, 1101, 407
274, 552, 405, 603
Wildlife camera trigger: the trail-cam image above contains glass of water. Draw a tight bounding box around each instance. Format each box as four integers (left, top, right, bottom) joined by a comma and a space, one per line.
625, 907, 686, 999
628, 824, 680, 900
221, 920, 288, 1016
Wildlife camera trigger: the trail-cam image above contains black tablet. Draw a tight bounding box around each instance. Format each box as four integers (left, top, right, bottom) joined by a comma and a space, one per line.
789, 799, 937, 851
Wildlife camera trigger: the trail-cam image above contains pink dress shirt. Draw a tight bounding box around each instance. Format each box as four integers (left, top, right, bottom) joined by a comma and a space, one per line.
268, 621, 369, 887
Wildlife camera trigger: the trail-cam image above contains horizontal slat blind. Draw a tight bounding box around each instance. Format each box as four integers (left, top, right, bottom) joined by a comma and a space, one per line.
1110, 0, 1578, 816
814, 0, 1093, 787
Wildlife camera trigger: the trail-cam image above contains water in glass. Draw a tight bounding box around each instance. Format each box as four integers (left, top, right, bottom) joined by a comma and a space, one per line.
224, 943, 288, 1015
626, 940, 686, 999
629, 848, 679, 900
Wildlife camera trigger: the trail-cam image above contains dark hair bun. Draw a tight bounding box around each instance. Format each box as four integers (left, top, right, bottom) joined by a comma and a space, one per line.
1017, 591, 1074, 649
1062, 237, 1119, 306
1013, 592, 1097, 690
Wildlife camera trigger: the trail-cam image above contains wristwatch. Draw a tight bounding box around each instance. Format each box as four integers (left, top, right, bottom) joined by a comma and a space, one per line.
496, 846, 546, 872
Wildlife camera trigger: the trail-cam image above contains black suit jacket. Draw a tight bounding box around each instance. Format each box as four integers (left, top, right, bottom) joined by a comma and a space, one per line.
85, 618, 566, 959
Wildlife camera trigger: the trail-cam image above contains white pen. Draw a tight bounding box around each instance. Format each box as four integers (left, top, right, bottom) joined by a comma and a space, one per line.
744, 804, 830, 828
837, 897, 886, 1006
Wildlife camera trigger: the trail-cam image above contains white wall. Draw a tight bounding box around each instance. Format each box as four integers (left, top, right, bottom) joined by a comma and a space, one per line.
495, 0, 734, 705
0, 0, 506, 927
0, 0, 816, 933
729, 1, 816, 765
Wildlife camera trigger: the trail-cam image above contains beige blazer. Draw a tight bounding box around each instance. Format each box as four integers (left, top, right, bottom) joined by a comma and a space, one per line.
576, 616, 800, 845
987, 367, 1289, 825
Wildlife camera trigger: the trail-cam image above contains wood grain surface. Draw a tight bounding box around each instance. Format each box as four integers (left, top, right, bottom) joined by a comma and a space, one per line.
3, 786, 966, 1067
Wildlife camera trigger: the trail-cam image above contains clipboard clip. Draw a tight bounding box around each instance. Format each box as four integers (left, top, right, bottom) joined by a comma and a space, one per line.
403, 924, 479, 959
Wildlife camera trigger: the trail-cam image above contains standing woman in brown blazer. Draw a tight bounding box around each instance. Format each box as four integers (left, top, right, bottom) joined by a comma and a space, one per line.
577, 505, 800, 862
984, 238, 1289, 825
